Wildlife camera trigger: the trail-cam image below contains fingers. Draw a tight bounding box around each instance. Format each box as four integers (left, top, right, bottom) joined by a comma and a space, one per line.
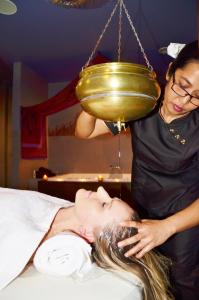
124, 239, 151, 258
118, 233, 142, 248
135, 244, 153, 259
120, 220, 140, 228
118, 220, 159, 259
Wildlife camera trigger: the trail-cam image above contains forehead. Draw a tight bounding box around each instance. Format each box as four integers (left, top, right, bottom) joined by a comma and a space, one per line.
75, 188, 133, 218
83, 191, 132, 219
178, 61, 199, 80
103, 198, 133, 223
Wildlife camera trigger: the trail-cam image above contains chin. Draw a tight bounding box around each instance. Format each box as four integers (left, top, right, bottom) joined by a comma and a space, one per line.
75, 189, 88, 206
75, 188, 85, 198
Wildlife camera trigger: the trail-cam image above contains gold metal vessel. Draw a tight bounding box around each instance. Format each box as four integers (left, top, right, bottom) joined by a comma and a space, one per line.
76, 62, 161, 122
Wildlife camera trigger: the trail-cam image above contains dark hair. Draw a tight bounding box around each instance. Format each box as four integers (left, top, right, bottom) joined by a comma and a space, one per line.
168, 40, 199, 77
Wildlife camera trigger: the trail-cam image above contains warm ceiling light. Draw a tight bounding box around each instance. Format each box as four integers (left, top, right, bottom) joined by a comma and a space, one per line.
0, 0, 17, 15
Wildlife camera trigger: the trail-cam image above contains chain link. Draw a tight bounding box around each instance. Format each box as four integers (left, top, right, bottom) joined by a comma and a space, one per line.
84, 0, 153, 71
121, 0, 153, 71
84, 0, 120, 68
117, 0, 123, 61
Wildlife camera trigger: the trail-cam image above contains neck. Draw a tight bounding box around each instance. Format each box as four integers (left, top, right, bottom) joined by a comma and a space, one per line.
49, 206, 80, 237
160, 104, 189, 124
159, 106, 173, 123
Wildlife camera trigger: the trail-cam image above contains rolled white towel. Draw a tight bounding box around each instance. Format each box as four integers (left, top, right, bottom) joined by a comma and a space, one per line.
33, 232, 93, 277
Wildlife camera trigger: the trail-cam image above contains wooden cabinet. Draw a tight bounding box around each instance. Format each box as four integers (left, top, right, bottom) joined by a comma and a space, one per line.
38, 180, 133, 207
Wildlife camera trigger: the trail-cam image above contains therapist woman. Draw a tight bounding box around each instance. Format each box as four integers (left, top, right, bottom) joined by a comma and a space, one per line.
75, 41, 199, 300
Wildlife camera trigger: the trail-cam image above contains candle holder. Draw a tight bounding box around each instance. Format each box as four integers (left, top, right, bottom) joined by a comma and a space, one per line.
43, 174, 48, 181
97, 175, 104, 182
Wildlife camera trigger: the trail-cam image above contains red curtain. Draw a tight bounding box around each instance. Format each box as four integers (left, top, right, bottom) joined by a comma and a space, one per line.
21, 53, 109, 159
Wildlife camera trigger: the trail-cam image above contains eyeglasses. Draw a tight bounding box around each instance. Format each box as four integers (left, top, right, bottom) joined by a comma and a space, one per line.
171, 74, 199, 107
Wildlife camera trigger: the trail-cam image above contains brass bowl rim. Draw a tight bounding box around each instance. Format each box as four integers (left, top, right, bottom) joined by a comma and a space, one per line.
80, 61, 152, 76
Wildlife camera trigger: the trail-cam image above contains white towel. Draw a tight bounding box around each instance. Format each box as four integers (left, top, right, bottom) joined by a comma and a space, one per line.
33, 232, 93, 277
167, 43, 186, 58
0, 187, 72, 290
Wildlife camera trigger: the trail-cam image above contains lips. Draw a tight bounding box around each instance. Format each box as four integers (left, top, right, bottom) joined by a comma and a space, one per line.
173, 104, 183, 112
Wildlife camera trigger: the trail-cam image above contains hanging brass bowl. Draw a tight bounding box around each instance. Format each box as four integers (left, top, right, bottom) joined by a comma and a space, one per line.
76, 62, 161, 122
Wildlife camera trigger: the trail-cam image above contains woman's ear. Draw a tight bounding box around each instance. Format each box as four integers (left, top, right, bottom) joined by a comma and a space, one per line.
78, 226, 95, 243
166, 62, 173, 81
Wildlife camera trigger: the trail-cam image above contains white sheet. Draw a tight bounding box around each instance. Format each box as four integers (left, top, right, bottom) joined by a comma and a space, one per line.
0, 265, 143, 300
0, 187, 73, 290
0, 187, 143, 299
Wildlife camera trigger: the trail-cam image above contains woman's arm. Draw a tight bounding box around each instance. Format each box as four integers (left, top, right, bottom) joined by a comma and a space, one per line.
75, 111, 110, 139
118, 197, 199, 258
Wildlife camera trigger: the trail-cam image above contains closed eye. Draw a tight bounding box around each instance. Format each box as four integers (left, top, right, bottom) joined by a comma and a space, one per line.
179, 83, 189, 90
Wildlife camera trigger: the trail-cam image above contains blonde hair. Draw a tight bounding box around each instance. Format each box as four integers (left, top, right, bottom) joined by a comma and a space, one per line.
92, 213, 174, 300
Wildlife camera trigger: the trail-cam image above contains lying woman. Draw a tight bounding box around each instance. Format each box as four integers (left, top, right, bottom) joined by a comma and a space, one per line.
0, 186, 173, 299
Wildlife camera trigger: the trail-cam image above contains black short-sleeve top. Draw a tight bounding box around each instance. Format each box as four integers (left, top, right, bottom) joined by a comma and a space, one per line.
107, 108, 199, 219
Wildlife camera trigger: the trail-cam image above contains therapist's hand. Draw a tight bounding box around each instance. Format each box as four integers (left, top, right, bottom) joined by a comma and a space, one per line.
118, 219, 175, 258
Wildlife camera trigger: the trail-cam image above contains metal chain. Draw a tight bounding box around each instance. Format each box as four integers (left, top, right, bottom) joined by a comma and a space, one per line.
121, 0, 153, 71
84, 0, 153, 71
117, 0, 123, 61
84, 0, 120, 68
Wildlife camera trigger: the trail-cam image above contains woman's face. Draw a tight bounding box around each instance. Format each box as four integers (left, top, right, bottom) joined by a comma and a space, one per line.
163, 61, 199, 117
74, 186, 133, 231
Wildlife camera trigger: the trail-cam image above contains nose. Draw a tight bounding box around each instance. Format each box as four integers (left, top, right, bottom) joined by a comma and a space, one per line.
97, 186, 112, 204
180, 94, 192, 105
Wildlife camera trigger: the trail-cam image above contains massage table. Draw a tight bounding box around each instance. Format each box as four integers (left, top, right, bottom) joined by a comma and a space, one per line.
0, 264, 143, 300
